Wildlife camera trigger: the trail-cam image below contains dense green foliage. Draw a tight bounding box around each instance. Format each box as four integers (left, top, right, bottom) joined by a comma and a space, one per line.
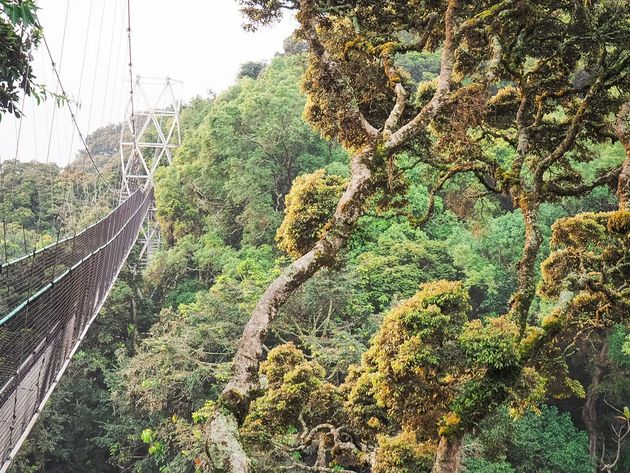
155, 54, 347, 248
275, 169, 346, 258
0, 0, 40, 118
463, 407, 593, 473
3, 8, 629, 473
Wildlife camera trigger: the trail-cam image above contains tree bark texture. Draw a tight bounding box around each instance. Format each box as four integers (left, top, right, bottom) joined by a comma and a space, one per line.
616, 102, 630, 209
510, 200, 543, 333
206, 411, 251, 473
583, 338, 609, 461
431, 436, 463, 473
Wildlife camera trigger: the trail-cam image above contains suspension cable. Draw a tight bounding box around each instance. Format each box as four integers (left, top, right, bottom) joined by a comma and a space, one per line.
67, 0, 94, 166
100, 0, 120, 126
85, 0, 107, 146
38, 0, 69, 250
40, 34, 114, 193
107, 6, 126, 127
43, 0, 70, 167
126, 0, 137, 139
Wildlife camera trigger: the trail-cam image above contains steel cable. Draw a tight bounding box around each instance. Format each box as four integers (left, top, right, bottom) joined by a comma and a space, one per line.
0, 189, 151, 471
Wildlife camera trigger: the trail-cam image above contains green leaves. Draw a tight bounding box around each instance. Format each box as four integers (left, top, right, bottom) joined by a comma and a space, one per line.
140, 428, 154, 444
460, 316, 521, 370
0, 0, 41, 117
463, 406, 593, 473
1, 0, 40, 27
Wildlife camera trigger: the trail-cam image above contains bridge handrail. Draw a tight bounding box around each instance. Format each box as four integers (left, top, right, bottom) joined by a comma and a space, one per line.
0, 188, 152, 471
0, 190, 150, 328
0, 191, 144, 317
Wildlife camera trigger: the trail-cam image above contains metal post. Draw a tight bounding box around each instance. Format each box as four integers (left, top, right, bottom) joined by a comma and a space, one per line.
119, 77, 181, 265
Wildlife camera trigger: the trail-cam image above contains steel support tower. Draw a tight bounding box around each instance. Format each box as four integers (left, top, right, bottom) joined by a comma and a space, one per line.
119, 76, 181, 264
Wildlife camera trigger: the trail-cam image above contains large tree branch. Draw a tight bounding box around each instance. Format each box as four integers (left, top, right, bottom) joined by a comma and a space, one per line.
221, 146, 376, 411
510, 91, 530, 181
383, 81, 408, 135
510, 199, 543, 333
376, 28, 416, 135
299, 2, 378, 141
380, 13, 441, 135
205, 413, 251, 473
386, 0, 459, 150
545, 167, 621, 197
535, 71, 605, 182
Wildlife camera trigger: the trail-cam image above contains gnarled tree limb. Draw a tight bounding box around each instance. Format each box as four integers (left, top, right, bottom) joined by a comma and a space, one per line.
386, 0, 458, 150
220, 145, 377, 414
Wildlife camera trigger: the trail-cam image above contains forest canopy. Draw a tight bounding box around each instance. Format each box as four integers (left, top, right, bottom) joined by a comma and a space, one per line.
3, 1, 630, 473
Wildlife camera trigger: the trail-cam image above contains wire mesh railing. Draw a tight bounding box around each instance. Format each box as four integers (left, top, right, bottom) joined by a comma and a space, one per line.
0, 191, 144, 315
0, 189, 152, 472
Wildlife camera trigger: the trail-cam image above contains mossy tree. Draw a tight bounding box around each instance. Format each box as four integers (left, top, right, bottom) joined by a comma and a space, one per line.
421, 1, 629, 330
209, 1, 465, 468
205, 1, 630, 472
617, 102, 630, 209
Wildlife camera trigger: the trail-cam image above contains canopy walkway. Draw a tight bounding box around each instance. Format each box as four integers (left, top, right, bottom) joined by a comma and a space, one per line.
0, 189, 152, 471
0, 1, 180, 469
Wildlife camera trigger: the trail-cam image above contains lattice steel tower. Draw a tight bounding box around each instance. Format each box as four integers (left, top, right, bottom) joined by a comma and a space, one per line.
119, 76, 181, 263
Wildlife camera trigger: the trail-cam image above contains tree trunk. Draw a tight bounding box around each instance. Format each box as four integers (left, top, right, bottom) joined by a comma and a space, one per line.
206, 412, 250, 473
615, 101, 630, 209
583, 337, 609, 461
619, 155, 630, 210
431, 436, 463, 473
205, 146, 378, 472
510, 199, 543, 333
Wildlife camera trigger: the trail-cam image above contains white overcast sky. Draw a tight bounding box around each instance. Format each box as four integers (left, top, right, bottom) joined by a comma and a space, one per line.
0, 0, 297, 166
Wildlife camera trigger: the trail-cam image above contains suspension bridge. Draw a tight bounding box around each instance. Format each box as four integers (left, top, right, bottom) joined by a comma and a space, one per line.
0, 1, 181, 470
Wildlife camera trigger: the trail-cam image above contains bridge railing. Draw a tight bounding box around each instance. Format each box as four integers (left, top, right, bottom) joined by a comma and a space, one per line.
0, 189, 152, 471
0, 191, 145, 315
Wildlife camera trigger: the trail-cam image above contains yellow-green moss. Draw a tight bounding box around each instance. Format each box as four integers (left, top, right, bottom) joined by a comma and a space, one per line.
608, 210, 630, 234
345, 281, 470, 438
508, 367, 548, 417
275, 170, 346, 259
438, 412, 461, 437
538, 210, 629, 329
243, 343, 329, 438
373, 431, 435, 473
260, 342, 306, 386
459, 315, 520, 369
